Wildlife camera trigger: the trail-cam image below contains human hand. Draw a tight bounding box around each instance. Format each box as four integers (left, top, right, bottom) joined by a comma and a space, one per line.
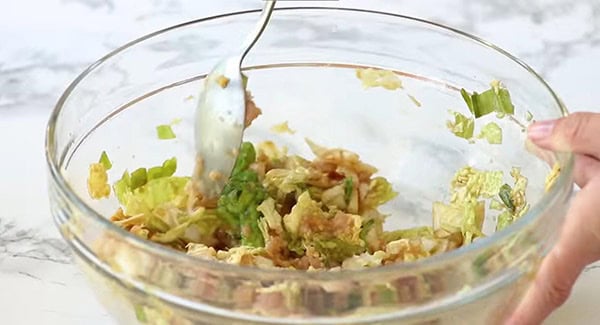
507, 112, 600, 324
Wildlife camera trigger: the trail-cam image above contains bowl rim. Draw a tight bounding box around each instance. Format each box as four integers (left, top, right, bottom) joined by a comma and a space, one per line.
45, 6, 574, 281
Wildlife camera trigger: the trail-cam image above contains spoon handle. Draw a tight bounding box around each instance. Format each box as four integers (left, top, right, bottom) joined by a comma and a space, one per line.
239, 0, 276, 62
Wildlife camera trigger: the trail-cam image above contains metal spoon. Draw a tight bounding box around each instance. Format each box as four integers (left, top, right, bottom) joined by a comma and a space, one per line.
192, 1, 276, 200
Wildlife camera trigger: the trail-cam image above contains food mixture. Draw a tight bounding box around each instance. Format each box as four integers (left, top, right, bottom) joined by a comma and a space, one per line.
87, 70, 560, 271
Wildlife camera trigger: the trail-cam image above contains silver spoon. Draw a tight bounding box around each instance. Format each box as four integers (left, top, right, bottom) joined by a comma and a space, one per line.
193, 1, 276, 200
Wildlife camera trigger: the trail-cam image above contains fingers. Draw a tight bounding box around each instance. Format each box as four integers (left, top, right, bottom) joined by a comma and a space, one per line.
513, 112, 600, 324
507, 245, 582, 325
507, 181, 600, 325
574, 154, 600, 188
528, 112, 600, 160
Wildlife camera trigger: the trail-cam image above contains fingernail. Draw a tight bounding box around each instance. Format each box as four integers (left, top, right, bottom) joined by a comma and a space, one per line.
528, 120, 556, 141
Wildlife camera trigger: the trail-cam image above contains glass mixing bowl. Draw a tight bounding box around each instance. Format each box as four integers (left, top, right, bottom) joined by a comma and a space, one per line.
46, 7, 573, 325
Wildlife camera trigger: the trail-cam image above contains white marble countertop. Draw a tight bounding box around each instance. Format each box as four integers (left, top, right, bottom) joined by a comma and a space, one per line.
1, 0, 599, 324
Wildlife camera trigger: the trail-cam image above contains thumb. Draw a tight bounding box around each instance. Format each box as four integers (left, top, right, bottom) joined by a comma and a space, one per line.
528, 112, 600, 160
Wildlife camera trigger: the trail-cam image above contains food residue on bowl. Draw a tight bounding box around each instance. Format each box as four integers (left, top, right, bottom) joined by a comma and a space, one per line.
156, 124, 176, 140
270, 121, 296, 134
355, 68, 403, 90
217, 75, 230, 88
88, 163, 110, 199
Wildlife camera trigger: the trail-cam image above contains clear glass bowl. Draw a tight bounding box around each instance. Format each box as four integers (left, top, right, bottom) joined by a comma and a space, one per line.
46, 7, 573, 325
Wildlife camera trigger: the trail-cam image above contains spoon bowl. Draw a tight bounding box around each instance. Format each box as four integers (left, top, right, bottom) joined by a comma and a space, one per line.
193, 0, 276, 199
193, 58, 246, 199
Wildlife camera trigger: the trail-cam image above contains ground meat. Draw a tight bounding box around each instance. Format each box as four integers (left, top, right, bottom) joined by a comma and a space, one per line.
264, 235, 325, 270
244, 91, 262, 127
300, 211, 355, 239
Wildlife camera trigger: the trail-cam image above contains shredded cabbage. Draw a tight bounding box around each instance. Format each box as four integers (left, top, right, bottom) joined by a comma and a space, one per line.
355, 68, 403, 90
87, 163, 110, 199
478, 122, 503, 144
447, 110, 475, 140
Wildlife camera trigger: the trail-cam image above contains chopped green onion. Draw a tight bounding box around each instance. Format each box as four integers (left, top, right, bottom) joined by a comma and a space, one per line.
147, 166, 163, 180
460, 82, 515, 118
447, 111, 475, 140
217, 142, 267, 247
470, 91, 497, 118
525, 111, 534, 122
113, 171, 131, 203
134, 305, 147, 323
156, 124, 176, 140
359, 219, 376, 241
460, 89, 474, 113
343, 177, 353, 204
148, 157, 177, 180
498, 184, 515, 212
130, 168, 148, 190
98, 150, 112, 170
232, 142, 256, 175
407, 94, 422, 107
116, 157, 178, 201
497, 88, 515, 115
242, 73, 249, 89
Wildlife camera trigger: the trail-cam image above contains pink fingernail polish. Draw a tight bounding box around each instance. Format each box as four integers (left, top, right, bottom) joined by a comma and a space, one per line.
528, 120, 556, 141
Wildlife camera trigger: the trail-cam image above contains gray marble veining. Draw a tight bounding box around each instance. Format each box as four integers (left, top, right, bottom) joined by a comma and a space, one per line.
0, 219, 71, 265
